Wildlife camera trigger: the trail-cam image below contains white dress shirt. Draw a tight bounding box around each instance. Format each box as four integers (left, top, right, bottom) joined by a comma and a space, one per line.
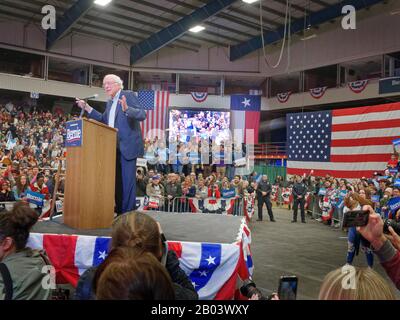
108, 90, 121, 128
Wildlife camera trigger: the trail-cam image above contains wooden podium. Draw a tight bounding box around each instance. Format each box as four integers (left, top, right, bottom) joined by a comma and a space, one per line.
64, 118, 117, 229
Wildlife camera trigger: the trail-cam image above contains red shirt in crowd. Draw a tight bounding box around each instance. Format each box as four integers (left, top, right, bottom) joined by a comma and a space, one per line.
30, 182, 50, 200
208, 186, 221, 198
388, 156, 398, 168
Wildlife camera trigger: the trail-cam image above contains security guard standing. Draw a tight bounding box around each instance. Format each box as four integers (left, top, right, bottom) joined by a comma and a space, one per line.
256, 175, 276, 222
292, 175, 307, 223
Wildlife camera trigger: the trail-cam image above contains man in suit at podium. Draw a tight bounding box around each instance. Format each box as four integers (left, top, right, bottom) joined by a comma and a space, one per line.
76, 74, 146, 215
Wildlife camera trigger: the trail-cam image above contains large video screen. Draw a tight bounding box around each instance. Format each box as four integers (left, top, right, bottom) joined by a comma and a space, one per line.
169, 109, 230, 144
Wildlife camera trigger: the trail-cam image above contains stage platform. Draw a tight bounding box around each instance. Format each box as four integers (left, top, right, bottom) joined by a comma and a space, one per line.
29, 211, 252, 299
32, 211, 244, 243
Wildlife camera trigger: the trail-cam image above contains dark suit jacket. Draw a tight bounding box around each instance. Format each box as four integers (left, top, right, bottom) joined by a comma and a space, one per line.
89, 90, 146, 160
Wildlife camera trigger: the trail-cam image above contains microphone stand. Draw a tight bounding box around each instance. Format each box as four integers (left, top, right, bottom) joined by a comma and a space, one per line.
78, 98, 89, 119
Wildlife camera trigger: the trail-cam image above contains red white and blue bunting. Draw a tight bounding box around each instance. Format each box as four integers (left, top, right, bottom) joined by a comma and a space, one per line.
276, 91, 291, 103
309, 86, 328, 99
348, 79, 369, 94
190, 92, 208, 102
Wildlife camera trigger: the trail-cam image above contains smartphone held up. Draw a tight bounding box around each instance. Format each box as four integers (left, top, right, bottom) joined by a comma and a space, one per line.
342, 210, 370, 228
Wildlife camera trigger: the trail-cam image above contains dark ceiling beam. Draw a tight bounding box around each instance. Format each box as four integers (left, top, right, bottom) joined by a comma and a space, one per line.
120, 0, 253, 40
230, 0, 385, 61
0, 2, 199, 53
163, 0, 277, 31
112, 1, 254, 38
310, 0, 331, 7
7, 0, 203, 50
182, 0, 282, 28
270, 0, 312, 13
130, 0, 239, 64
46, 0, 93, 49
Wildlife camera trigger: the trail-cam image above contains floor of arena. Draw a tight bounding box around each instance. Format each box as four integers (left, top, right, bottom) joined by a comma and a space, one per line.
250, 207, 400, 300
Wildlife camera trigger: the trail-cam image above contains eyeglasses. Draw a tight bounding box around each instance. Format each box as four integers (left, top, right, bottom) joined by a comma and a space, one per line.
102, 81, 118, 88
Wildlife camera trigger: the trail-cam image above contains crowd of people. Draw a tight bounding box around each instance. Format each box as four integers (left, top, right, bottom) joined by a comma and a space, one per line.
2, 105, 400, 300
143, 136, 247, 180
168, 110, 230, 144
0, 106, 70, 213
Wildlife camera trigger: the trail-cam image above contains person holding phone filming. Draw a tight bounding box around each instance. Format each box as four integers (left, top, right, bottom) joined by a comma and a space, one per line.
358, 204, 400, 291
344, 191, 374, 268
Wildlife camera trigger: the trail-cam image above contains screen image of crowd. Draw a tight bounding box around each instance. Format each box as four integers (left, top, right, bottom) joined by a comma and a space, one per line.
168, 109, 231, 145
2, 104, 400, 301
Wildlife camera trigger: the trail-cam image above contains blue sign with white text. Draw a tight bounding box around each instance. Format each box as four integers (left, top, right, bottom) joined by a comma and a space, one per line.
66, 120, 83, 147
380, 77, 400, 95
388, 197, 400, 212
26, 190, 45, 207
371, 195, 380, 203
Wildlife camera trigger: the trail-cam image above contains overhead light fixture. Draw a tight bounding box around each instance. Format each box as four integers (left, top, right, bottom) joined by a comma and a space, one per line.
94, 0, 112, 6
189, 25, 205, 33
242, 0, 258, 3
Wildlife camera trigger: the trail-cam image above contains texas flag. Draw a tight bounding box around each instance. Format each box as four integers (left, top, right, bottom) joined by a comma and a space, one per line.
230, 94, 261, 144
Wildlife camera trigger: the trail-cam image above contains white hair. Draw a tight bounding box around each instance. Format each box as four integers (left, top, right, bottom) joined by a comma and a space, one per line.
105, 74, 124, 89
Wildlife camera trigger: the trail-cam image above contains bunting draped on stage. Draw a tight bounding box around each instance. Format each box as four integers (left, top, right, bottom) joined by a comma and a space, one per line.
27, 223, 253, 300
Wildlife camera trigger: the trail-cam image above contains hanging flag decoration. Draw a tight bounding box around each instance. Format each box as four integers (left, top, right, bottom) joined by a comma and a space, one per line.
276, 92, 291, 103
309, 86, 328, 99
348, 80, 369, 94
190, 92, 208, 103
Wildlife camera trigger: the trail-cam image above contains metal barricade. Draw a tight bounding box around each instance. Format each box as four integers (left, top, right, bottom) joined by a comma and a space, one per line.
0, 201, 16, 212
141, 196, 245, 215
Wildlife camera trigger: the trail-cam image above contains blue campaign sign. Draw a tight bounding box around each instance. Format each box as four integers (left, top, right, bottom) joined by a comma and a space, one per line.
390, 168, 399, 175
394, 179, 400, 187
393, 138, 400, 147
222, 189, 236, 198
318, 188, 326, 196
379, 77, 400, 94
371, 195, 380, 203
339, 190, 348, 198
388, 197, 400, 212
66, 120, 83, 147
26, 190, 45, 207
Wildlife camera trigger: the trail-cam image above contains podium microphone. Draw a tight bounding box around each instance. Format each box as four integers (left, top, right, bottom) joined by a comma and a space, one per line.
78, 94, 98, 118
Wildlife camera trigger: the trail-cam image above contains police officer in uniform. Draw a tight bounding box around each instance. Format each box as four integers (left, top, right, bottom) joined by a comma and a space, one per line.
292, 175, 308, 223
256, 175, 275, 222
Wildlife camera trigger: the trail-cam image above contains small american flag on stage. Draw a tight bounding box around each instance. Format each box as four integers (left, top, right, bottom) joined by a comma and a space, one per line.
287, 102, 400, 179
137, 90, 169, 137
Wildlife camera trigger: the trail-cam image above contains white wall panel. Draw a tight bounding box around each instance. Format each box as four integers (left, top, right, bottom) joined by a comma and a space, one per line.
0, 20, 24, 46
263, 80, 399, 111
23, 24, 45, 50
71, 34, 114, 63
0, 73, 107, 102
169, 94, 230, 110
113, 44, 130, 66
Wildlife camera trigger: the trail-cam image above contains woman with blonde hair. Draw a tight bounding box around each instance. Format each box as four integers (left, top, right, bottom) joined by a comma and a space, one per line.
74, 211, 198, 300
319, 266, 395, 300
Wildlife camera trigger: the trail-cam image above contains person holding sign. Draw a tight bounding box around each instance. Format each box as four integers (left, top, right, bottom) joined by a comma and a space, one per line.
29, 174, 50, 200
76, 74, 146, 215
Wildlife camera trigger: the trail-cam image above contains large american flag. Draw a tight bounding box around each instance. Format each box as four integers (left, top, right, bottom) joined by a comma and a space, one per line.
137, 90, 169, 138
287, 102, 400, 179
